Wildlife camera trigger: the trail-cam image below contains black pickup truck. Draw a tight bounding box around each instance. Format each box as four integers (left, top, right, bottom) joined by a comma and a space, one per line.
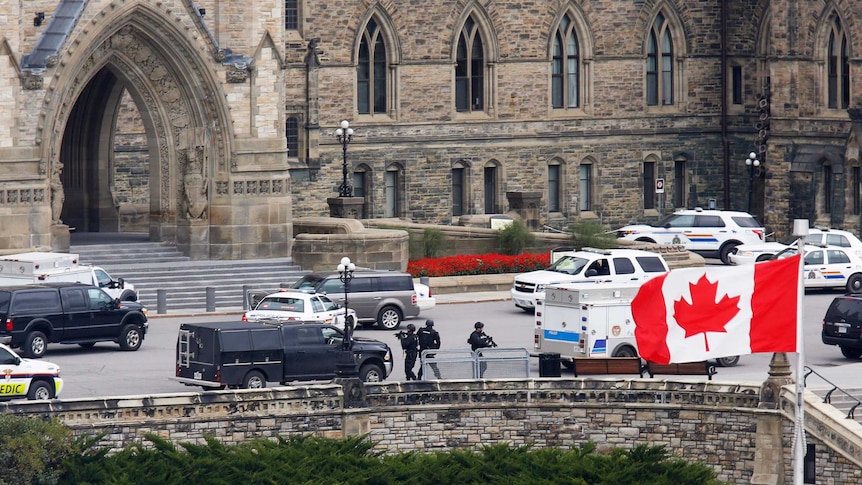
0, 282, 148, 358
172, 321, 393, 389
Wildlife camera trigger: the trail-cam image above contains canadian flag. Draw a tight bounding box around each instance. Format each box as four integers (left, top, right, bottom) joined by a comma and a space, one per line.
631, 254, 802, 364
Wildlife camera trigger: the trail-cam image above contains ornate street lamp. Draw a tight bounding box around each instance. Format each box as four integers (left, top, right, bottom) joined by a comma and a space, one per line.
745, 151, 761, 213
336, 256, 357, 377
335, 120, 354, 197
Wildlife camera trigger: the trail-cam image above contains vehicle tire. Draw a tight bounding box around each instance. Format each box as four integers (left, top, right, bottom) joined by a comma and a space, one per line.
840, 346, 862, 359
78, 342, 96, 348
715, 355, 740, 367
27, 380, 53, 400
120, 291, 137, 302
23, 331, 47, 359
359, 363, 384, 383
635, 237, 656, 244
376, 306, 403, 330
719, 242, 740, 265
242, 370, 266, 389
119, 325, 143, 351
612, 346, 637, 358
847, 274, 862, 294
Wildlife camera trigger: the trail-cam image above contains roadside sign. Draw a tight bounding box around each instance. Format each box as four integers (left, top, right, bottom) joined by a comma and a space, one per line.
655, 178, 665, 194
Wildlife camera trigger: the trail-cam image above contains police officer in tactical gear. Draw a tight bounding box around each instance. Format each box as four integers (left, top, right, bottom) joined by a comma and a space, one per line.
417, 319, 441, 379
400, 323, 419, 380
468, 322, 496, 377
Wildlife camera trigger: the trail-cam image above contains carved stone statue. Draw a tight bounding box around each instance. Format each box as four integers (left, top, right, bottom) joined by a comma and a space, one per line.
180, 128, 208, 220
50, 161, 64, 224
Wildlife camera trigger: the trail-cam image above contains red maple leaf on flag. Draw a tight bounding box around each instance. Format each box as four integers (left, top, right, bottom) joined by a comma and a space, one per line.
673, 274, 740, 351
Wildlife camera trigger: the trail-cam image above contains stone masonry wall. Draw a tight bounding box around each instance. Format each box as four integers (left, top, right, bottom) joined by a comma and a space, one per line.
5, 379, 862, 484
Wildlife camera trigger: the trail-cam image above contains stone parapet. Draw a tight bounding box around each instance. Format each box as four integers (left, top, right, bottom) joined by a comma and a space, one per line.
3, 379, 861, 483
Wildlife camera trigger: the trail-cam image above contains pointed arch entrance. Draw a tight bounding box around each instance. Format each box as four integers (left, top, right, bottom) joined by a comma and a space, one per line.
43, 14, 232, 258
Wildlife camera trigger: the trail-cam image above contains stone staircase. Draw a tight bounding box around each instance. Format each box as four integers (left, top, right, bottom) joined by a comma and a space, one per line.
70, 237, 309, 314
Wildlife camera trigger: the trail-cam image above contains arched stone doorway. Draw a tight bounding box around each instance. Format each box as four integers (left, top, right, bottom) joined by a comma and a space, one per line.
43, 12, 232, 258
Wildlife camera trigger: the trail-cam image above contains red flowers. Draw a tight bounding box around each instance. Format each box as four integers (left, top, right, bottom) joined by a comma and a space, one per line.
407, 253, 550, 277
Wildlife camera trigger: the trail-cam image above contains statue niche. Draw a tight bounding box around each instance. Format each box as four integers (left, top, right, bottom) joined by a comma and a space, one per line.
179, 128, 208, 220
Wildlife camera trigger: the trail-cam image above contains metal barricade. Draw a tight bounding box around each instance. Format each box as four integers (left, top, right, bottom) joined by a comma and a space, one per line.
421, 348, 531, 380
474, 347, 531, 379
420, 349, 476, 380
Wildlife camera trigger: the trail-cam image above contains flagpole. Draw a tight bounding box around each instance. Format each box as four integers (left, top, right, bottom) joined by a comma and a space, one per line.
792, 219, 808, 485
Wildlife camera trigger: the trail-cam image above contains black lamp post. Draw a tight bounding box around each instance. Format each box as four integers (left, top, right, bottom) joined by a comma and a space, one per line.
745, 151, 760, 213
335, 120, 354, 197
336, 256, 357, 377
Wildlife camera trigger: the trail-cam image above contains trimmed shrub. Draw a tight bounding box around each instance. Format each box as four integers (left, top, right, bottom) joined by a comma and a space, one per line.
497, 220, 536, 255
422, 228, 446, 258
571, 221, 617, 250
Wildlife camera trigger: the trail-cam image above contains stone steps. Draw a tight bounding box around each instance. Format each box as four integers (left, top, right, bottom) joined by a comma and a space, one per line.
70, 239, 310, 313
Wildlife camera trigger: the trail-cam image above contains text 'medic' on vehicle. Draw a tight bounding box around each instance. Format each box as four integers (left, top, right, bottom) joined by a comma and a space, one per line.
615, 208, 764, 264
510, 247, 669, 312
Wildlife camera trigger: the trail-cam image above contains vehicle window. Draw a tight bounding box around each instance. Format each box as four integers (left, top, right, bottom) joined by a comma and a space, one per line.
731, 216, 761, 228
349, 277, 374, 293
318, 278, 344, 294
695, 215, 724, 228
311, 297, 324, 313
94, 269, 111, 287
636, 256, 667, 273
379, 276, 413, 291
321, 327, 343, 347
826, 234, 851, 247
586, 259, 610, 276
654, 214, 695, 227
0, 291, 11, 312
87, 288, 114, 310
290, 275, 326, 292
827, 250, 850, 264
804, 234, 823, 245
826, 298, 862, 321
612, 258, 635, 275
319, 295, 339, 311
0, 346, 16, 365
12, 291, 61, 313
775, 248, 799, 259
256, 297, 304, 312
548, 256, 588, 275
295, 327, 323, 345
61, 288, 89, 312
804, 250, 824, 265
221, 330, 252, 352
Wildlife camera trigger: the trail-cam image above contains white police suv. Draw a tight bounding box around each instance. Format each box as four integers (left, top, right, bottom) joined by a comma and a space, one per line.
616, 208, 765, 264
0, 343, 63, 400
510, 247, 669, 312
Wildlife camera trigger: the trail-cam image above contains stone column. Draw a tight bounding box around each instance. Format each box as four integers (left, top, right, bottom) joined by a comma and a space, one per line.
328, 197, 365, 219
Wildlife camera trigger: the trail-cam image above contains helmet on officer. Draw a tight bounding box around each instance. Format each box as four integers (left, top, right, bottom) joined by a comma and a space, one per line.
474, 321, 484, 329
425, 319, 434, 327
406, 323, 416, 332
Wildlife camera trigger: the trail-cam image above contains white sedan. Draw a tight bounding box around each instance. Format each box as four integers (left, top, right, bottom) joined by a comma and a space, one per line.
774, 245, 862, 292
730, 228, 862, 265
414, 282, 436, 312
241, 290, 356, 330
728, 238, 796, 265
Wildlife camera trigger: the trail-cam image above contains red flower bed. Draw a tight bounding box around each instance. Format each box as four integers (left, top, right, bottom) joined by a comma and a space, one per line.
407, 253, 550, 277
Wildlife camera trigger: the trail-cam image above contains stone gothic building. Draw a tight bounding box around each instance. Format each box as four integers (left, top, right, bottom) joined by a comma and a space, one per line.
0, 0, 860, 258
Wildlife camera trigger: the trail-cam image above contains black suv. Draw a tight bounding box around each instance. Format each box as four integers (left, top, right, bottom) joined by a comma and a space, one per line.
0, 283, 149, 358
822, 294, 862, 359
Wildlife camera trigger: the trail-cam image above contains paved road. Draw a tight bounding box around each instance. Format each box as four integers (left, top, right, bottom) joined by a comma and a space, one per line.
34, 289, 861, 401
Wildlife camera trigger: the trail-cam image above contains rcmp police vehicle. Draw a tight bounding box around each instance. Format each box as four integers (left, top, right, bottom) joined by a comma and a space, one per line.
0, 343, 63, 400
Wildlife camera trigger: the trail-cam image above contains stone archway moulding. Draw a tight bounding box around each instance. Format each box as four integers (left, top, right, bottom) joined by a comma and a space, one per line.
38, 2, 233, 242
